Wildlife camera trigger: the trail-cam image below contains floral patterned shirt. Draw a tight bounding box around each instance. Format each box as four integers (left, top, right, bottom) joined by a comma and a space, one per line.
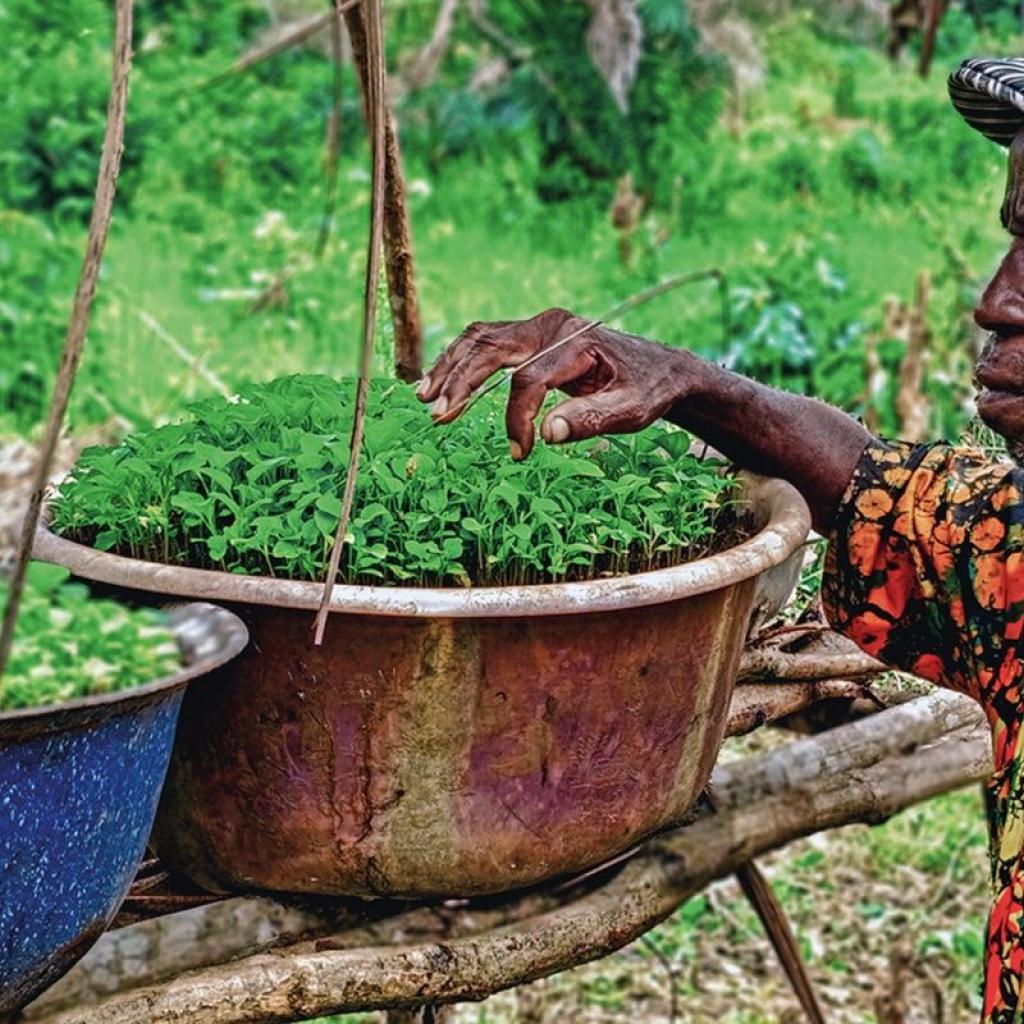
823, 438, 1024, 1023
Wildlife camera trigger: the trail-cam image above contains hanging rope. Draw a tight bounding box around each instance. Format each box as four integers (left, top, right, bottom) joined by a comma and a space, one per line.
313, 0, 387, 647
0, 0, 135, 680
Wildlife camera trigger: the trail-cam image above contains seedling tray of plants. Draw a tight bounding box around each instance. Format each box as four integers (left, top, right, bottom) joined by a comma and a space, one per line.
35, 375, 811, 899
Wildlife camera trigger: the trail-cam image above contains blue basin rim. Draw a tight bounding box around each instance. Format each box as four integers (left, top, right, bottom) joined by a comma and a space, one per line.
0, 603, 249, 742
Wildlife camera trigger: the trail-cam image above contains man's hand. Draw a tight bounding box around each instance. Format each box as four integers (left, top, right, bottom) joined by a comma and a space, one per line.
415, 308, 693, 460
417, 306, 873, 532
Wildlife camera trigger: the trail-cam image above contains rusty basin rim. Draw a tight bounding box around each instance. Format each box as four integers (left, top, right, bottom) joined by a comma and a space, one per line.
34, 474, 810, 619
0, 603, 249, 735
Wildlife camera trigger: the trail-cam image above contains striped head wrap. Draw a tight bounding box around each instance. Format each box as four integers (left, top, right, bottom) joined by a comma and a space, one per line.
949, 58, 1024, 234
949, 57, 1024, 146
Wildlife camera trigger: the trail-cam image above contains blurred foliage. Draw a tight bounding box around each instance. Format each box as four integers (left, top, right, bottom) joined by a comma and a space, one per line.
0, 0, 1017, 445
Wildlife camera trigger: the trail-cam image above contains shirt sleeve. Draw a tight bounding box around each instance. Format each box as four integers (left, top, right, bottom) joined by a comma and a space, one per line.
822, 438, 1024, 715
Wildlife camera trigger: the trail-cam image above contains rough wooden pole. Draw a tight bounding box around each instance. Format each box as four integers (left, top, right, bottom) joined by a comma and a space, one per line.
0, 0, 134, 680
343, 0, 424, 381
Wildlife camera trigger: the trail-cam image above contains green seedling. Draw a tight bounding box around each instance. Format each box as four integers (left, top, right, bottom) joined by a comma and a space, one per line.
53, 376, 739, 587
0, 562, 180, 711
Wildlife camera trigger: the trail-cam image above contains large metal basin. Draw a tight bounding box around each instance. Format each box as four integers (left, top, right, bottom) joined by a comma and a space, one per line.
34, 475, 809, 899
0, 603, 247, 1016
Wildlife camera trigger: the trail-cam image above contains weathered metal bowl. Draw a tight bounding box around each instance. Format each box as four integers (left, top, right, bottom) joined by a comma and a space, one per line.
34, 474, 809, 900
0, 603, 247, 1015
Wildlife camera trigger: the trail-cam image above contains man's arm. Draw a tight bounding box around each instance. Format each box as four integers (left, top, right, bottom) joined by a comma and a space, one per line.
417, 308, 871, 532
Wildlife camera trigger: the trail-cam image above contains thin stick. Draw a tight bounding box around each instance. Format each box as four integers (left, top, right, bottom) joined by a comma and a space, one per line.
199, 3, 359, 90
599, 268, 732, 350
134, 308, 233, 398
370, 266, 736, 459
313, 0, 386, 647
315, 1, 346, 260
639, 934, 680, 1024
734, 861, 827, 1024
0, 0, 134, 681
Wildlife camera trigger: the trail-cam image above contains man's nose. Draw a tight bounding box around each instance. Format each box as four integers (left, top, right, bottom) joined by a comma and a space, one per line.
976, 238, 1024, 333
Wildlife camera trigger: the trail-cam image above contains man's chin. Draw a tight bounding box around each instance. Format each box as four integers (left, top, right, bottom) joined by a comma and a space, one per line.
977, 389, 1024, 462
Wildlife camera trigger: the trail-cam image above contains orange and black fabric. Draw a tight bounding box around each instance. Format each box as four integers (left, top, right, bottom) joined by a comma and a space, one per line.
823, 438, 1024, 1023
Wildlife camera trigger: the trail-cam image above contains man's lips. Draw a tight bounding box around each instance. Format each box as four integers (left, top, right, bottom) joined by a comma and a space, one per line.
974, 335, 1024, 438
977, 388, 1024, 437
975, 334, 1024, 394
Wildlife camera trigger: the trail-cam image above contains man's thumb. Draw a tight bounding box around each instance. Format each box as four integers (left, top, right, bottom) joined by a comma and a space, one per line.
540, 392, 635, 444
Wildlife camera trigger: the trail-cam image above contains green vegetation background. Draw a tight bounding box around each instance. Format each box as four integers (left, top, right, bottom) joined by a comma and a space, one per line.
2, 0, 1015, 440
2, 0, 1019, 1018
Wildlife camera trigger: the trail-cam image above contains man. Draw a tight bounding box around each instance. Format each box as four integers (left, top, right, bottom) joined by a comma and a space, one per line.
417, 58, 1024, 1022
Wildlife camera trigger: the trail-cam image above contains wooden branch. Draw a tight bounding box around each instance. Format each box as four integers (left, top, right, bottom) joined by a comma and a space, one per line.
313, 0, 388, 647
343, 2, 424, 381
738, 643, 885, 683
734, 862, 825, 1024
200, 7, 351, 89
401, 0, 460, 92
917, 0, 946, 78
27, 692, 991, 1024
725, 679, 876, 737
0, 0, 133, 680
24, 899, 351, 1017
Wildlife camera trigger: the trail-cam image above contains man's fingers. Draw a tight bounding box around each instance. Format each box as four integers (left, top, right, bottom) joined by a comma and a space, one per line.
416, 321, 513, 405
505, 345, 599, 456
540, 390, 645, 444
505, 377, 549, 459
432, 343, 518, 423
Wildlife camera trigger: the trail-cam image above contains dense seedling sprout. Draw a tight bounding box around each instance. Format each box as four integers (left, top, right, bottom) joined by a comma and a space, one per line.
53, 376, 739, 587
0, 563, 180, 711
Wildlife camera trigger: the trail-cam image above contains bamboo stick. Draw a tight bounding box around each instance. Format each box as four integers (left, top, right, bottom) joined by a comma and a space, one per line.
0, 0, 134, 680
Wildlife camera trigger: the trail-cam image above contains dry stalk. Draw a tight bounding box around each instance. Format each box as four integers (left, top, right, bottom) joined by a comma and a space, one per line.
402, 0, 460, 93
895, 272, 931, 443
313, 0, 387, 647
0, 0, 134, 680
133, 307, 232, 398
200, 3, 358, 89
599, 268, 732, 347
735, 861, 826, 1024
917, 0, 946, 77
